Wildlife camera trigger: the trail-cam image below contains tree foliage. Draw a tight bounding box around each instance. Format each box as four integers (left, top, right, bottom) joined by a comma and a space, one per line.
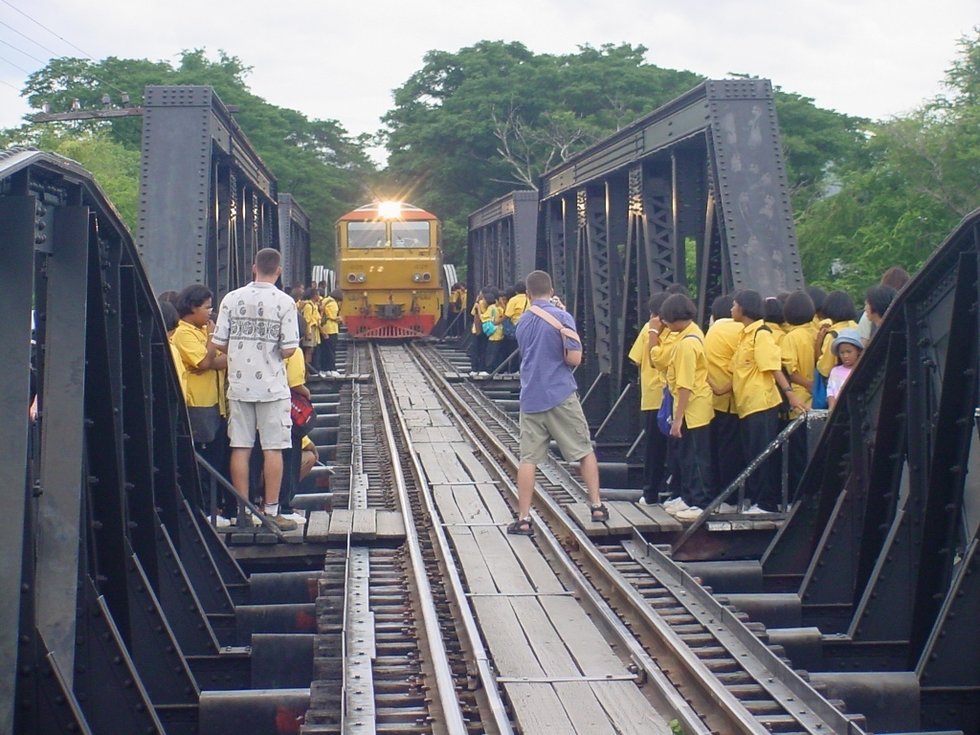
797, 28, 980, 295
9, 50, 375, 265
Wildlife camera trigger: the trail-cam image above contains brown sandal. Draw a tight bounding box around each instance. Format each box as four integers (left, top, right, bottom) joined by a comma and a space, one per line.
590, 504, 609, 522
506, 518, 534, 536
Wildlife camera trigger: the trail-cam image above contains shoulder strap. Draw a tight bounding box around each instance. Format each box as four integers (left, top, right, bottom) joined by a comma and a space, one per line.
528, 305, 582, 346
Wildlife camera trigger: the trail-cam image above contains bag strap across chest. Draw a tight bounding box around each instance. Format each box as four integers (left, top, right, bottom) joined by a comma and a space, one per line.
528, 305, 581, 345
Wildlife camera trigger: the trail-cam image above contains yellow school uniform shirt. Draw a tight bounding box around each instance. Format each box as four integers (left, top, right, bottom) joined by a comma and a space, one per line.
299, 300, 320, 346
764, 321, 785, 345
816, 319, 858, 378
301, 435, 315, 451
504, 293, 530, 328
480, 304, 504, 341
470, 298, 487, 335
172, 320, 227, 415
628, 329, 664, 411
320, 297, 341, 337
649, 327, 679, 375
704, 317, 743, 414
168, 336, 187, 395
781, 323, 817, 415
285, 348, 307, 389
731, 319, 782, 418
667, 322, 713, 429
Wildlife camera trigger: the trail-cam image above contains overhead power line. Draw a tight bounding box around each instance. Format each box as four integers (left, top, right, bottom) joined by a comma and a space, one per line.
0, 0, 96, 60
0, 53, 31, 74
0, 1, 131, 99
0, 35, 48, 65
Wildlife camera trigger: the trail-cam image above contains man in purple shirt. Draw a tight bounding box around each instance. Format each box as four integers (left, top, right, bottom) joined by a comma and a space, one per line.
507, 270, 606, 535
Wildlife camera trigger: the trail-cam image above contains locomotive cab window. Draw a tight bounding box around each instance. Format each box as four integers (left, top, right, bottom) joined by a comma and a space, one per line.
348, 221, 387, 248
392, 221, 430, 248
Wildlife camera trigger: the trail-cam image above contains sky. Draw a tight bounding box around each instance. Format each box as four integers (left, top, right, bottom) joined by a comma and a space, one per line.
0, 0, 976, 164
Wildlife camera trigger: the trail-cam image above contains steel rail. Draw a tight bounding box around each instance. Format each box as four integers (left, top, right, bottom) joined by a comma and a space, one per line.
413, 343, 863, 735
410, 344, 711, 735
369, 344, 472, 735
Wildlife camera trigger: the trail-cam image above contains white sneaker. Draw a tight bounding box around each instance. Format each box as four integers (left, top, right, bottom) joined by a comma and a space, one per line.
327, 370, 343, 377
279, 511, 307, 524
662, 498, 689, 514
742, 504, 768, 515
638, 497, 651, 506
477, 371, 490, 377
715, 502, 738, 514
213, 515, 232, 528
318, 370, 330, 378
674, 506, 704, 521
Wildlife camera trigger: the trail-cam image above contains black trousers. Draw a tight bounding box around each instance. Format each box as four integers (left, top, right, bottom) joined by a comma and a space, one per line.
740, 407, 780, 510
320, 335, 337, 372
469, 333, 487, 372
669, 421, 713, 508
483, 340, 503, 373
710, 410, 744, 494
642, 410, 668, 502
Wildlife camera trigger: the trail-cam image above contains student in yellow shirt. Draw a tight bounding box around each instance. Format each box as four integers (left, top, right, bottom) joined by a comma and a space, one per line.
703, 294, 745, 499
779, 290, 818, 496
173, 284, 229, 487
468, 290, 489, 375
712, 290, 803, 512
628, 293, 669, 505
502, 282, 530, 374
763, 297, 786, 345
319, 289, 344, 377
814, 291, 859, 379
655, 295, 714, 519
480, 288, 505, 373
298, 288, 321, 371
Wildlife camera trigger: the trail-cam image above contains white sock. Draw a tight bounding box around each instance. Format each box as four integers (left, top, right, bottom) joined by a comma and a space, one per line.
265, 502, 279, 517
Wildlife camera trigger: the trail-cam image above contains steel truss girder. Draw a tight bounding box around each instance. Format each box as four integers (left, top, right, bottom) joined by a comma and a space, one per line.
138, 85, 287, 301
466, 190, 538, 296
761, 208, 980, 732
1, 150, 251, 734
278, 193, 311, 289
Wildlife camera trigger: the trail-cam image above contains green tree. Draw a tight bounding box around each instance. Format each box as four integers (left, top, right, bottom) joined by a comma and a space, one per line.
796, 28, 980, 295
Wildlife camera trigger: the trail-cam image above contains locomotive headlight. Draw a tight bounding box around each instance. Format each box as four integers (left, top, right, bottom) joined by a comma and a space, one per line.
357, 273, 366, 282
412, 272, 423, 282
347, 272, 367, 283
378, 201, 402, 219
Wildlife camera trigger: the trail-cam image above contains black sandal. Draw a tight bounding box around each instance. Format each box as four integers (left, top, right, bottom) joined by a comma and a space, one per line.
506, 518, 534, 536
590, 503, 609, 522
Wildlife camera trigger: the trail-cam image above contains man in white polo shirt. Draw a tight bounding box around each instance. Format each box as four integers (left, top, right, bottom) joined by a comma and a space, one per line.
212, 248, 300, 530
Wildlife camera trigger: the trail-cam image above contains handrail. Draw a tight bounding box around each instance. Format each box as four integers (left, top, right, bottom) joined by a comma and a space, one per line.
670, 411, 827, 554
194, 453, 286, 539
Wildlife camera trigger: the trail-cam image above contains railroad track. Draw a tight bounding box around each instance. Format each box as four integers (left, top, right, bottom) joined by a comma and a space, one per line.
411, 342, 868, 735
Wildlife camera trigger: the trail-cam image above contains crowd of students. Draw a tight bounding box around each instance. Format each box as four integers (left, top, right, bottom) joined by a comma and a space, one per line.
631, 267, 908, 520
158, 275, 337, 528
465, 282, 532, 376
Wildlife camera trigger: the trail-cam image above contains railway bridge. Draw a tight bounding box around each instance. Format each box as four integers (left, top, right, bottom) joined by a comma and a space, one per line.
1, 80, 978, 735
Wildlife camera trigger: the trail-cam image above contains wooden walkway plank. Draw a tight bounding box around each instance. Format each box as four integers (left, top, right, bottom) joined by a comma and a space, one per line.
350, 509, 377, 540
452, 445, 493, 482
305, 511, 330, 542
553, 682, 620, 735
448, 532, 497, 594
591, 681, 672, 734
470, 597, 544, 677
432, 486, 466, 527
566, 503, 610, 537
473, 482, 515, 523
502, 535, 566, 594
374, 511, 405, 540
448, 485, 497, 525
538, 596, 631, 677
471, 527, 535, 593
509, 597, 580, 677
635, 503, 683, 533
327, 509, 353, 540
606, 500, 661, 533
504, 683, 576, 732
600, 503, 635, 535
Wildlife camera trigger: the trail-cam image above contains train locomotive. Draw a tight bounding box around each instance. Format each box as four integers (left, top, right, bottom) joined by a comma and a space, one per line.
336, 201, 446, 339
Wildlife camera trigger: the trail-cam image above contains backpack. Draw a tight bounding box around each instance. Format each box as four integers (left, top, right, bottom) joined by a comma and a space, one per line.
290, 390, 317, 437
811, 372, 829, 409
502, 317, 517, 338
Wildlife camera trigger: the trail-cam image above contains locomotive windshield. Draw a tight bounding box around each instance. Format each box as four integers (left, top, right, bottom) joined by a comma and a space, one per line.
348, 221, 387, 248
392, 221, 431, 248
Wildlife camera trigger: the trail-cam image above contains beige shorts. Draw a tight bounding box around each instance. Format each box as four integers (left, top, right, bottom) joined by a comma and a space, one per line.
519, 392, 594, 464
227, 398, 292, 449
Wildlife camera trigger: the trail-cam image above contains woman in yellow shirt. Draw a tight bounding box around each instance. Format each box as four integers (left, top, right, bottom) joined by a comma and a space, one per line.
780, 290, 818, 496
658, 294, 714, 518
712, 290, 803, 512
815, 291, 859, 379
703, 294, 745, 497
318, 290, 344, 376
480, 288, 505, 374
173, 284, 229, 477
628, 293, 668, 505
